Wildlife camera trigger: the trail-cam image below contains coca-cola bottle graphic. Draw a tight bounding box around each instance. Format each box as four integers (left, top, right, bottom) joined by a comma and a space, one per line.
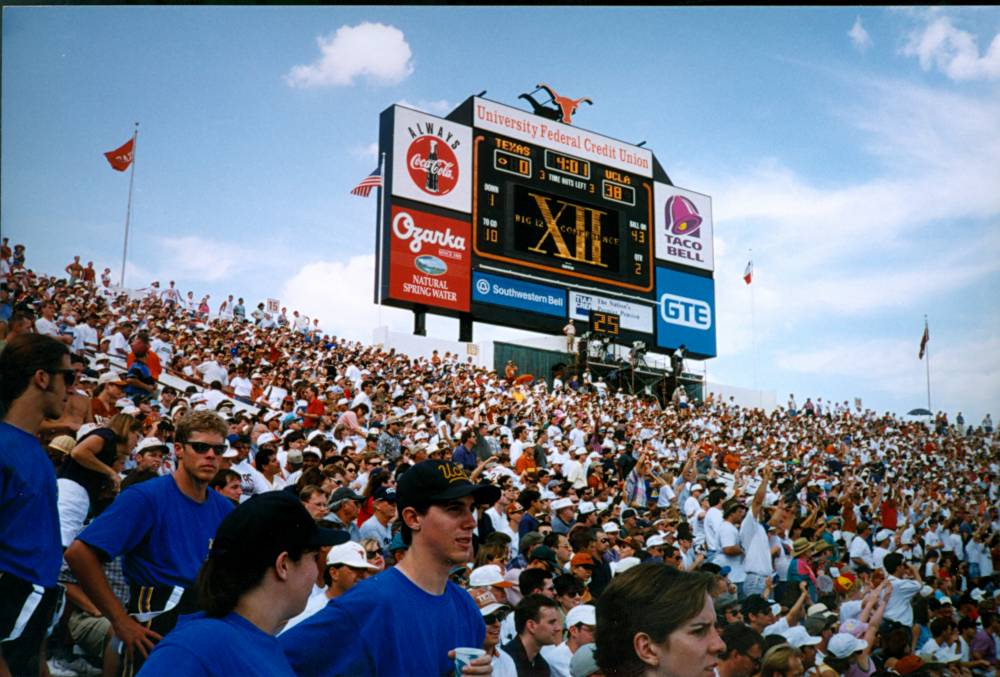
425, 140, 439, 193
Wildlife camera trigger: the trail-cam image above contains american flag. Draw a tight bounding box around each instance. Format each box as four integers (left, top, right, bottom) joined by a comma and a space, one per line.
350, 168, 382, 197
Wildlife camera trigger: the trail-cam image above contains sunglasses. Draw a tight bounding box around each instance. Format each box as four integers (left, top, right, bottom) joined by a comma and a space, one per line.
186, 441, 227, 455
48, 368, 77, 387
483, 610, 509, 625
365, 550, 380, 560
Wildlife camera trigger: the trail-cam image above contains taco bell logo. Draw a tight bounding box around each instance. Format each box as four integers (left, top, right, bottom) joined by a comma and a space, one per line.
660, 293, 712, 330
665, 195, 702, 238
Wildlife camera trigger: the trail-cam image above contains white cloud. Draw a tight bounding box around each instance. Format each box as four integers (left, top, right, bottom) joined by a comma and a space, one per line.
281, 255, 404, 340
285, 22, 413, 88
153, 235, 258, 284
351, 142, 378, 160
396, 99, 452, 115
902, 15, 1000, 80
849, 17, 872, 52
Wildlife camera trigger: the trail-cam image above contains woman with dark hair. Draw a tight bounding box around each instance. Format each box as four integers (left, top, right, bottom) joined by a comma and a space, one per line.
138, 492, 348, 676
58, 412, 142, 546
254, 446, 285, 491
595, 563, 725, 677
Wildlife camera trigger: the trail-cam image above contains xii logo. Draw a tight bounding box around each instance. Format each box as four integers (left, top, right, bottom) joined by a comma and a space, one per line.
525, 192, 610, 268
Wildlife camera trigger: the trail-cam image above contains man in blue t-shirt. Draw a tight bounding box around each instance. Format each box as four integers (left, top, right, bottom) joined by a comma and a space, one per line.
280, 460, 501, 676
0, 335, 71, 677
65, 410, 234, 676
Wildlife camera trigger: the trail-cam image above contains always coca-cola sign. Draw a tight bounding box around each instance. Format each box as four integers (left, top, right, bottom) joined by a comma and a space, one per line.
390, 105, 472, 214
406, 136, 459, 197
388, 205, 470, 312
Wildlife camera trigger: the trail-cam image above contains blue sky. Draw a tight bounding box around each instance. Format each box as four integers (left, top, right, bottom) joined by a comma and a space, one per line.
4, 6, 999, 421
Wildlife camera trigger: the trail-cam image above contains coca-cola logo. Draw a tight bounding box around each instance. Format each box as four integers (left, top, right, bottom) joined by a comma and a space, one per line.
392, 211, 467, 254
406, 135, 459, 197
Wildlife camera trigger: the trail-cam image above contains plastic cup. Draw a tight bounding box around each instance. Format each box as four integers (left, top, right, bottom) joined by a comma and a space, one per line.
453, 647, 486, 674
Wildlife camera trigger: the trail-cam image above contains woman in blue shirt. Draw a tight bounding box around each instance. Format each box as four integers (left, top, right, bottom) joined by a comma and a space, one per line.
138, 492, 348, 677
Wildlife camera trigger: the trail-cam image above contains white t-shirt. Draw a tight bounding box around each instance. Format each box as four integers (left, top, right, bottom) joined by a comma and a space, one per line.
109, 331, 131, 357
849, 535, 875, 568
491, 648, 518, 677
741, 511, 773, 576
704, 506, 724, 552
35, 317, 62, 338
230, 376, 252, 399
719, 520, 747, 583
197, 360, 229, 386
540, 642, 573, 677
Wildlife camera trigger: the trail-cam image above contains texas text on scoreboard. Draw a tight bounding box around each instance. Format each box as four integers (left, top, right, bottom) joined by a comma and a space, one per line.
374, 93, 717, 359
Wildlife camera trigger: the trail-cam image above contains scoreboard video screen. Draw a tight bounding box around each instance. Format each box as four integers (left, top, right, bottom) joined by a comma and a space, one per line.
472, 131, 654, 294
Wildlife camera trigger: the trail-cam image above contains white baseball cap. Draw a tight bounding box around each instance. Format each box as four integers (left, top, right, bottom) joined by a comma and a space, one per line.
135, 437, 168, 454
256, 432, 278, 446
647, 534, 667, 548
469, 564, 513, 589
326, 542, 379, 570
565, 604, 596, 628
783, 625, 822, 648
827, 633, 868, 659
552, 498, 574, 511
578, 501, 596, 515
602, 522, 620, 533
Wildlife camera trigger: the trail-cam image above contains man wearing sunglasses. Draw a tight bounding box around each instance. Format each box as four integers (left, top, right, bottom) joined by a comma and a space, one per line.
64, 410, 235, 676
471, 588, 517, 677
0, 334, 71, 677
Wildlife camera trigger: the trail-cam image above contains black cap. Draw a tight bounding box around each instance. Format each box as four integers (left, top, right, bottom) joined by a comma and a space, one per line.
529, 545, 559, 570
373, 487, 396, 503
211, 492, 349, 565
396, 460, 500, 512
328, 487, 364, 506
741, 594, 772, 617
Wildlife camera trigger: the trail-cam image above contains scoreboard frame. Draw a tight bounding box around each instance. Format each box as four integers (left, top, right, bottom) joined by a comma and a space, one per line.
470, 131, 656, 295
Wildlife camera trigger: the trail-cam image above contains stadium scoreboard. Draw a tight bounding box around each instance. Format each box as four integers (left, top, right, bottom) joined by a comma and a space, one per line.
473, 131, 654, 293
376, 93, 718, 359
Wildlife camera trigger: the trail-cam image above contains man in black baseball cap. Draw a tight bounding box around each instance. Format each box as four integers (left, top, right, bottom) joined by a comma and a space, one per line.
281, 460, 498, 676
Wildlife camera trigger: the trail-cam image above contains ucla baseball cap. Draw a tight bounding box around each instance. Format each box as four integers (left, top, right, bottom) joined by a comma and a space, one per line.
396, 460, 500, 511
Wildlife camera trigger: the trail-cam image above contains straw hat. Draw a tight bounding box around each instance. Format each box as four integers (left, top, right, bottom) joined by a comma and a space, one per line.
48, 435, 76, 455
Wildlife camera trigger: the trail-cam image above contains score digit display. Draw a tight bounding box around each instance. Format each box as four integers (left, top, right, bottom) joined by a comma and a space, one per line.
589, 310, 621, 337
473, 132, 654, 293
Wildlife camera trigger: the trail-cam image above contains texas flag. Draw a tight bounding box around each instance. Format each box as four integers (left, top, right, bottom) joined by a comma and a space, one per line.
743, 259, 753, 285
104, 138, 134, 172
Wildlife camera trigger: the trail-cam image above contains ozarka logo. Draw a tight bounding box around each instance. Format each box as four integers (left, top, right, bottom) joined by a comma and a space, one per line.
392, 211, 467, 255
665, 195, 702, 238
406, 135, 459, 196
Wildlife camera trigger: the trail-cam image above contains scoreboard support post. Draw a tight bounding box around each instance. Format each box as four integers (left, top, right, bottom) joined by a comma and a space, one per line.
459, 314, 473, 343
413, 306, 427, 337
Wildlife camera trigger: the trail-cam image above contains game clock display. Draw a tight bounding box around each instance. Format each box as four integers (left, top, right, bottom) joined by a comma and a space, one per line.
472, 131, 654, 293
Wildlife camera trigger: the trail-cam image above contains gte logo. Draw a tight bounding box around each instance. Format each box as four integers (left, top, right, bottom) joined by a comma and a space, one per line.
660, 294, 711, 330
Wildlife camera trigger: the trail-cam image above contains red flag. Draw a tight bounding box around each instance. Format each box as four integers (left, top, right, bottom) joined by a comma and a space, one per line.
918, 320, 929, 359
743, 259, 753, 285
104, 138, 134, 172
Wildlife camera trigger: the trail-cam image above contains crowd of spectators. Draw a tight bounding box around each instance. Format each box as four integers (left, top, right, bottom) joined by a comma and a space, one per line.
1, 242, 998, 677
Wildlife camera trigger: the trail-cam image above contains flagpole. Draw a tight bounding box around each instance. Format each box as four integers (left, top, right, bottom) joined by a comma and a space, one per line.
119, 122, 139, 288
924, 315, 931, 411
375, 152, 386, 330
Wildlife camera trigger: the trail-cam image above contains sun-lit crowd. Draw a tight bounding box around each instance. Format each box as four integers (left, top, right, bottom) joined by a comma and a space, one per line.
1, 241, 998, 677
